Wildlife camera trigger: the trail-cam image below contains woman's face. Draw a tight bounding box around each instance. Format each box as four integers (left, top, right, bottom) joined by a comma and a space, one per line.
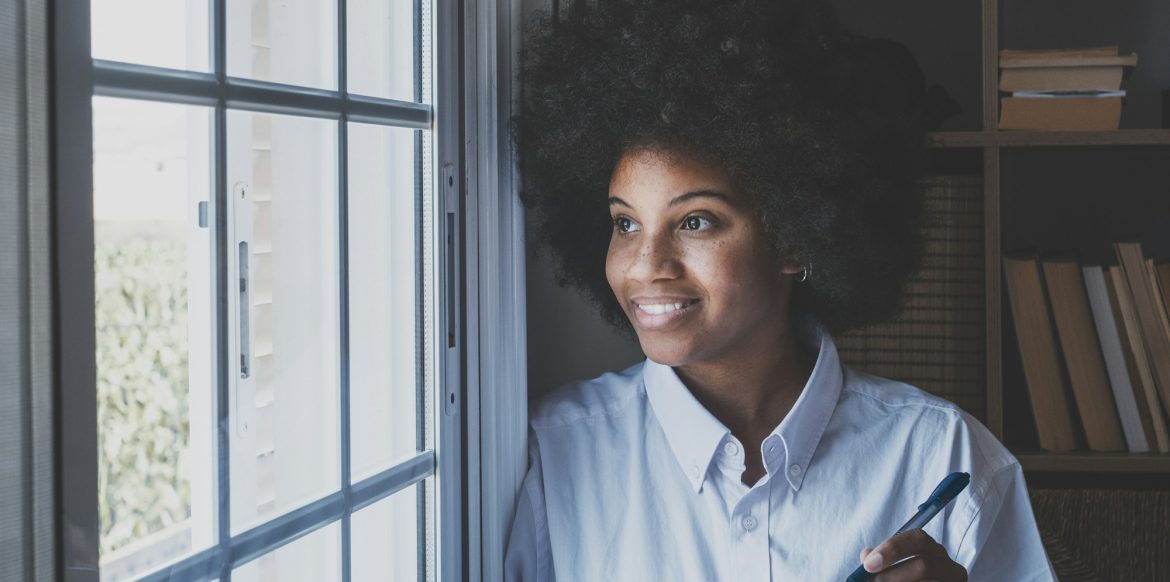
605, 149, 802, 366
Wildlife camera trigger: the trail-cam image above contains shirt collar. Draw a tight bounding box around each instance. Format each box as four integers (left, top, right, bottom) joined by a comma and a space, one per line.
643, 313, 844, 494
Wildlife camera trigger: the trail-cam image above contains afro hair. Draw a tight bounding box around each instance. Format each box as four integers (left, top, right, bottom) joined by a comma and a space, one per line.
514, 0, 930, 336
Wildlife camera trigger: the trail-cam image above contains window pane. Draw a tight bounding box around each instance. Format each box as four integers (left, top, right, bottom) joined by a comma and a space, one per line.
347, 0, 416, 101
232, 521, 341, 581
91, 0, 209, 71
351, 483, 423, 581
348, 122, 419, 479
227, 111, 340, 532
93, 97, 215, 579
227, 0, 337, 90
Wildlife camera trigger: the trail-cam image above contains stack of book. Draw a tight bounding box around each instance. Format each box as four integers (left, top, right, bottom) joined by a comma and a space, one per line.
998, 46, 1139, 131
1003, 241, 1170, 453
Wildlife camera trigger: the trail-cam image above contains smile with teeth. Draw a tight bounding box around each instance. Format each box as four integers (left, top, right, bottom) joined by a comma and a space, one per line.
635, 299, 700, 315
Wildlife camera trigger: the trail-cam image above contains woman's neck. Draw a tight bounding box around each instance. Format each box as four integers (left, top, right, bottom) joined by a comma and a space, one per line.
673, 316, 817, 439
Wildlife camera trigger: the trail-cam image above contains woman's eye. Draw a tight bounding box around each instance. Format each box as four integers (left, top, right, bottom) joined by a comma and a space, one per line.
681, 215, 713, 231
613, 216, 640, 233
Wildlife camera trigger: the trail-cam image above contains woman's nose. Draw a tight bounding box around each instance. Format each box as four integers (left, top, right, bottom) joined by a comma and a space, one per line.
627, 230, 683, 282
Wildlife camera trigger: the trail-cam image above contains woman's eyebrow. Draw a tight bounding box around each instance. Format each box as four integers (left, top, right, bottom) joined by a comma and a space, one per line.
607, 190, 731, 209
668, 190, 730, 207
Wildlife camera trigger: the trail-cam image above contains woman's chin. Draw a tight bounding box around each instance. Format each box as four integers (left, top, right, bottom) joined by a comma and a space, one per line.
636, 337, 698, 368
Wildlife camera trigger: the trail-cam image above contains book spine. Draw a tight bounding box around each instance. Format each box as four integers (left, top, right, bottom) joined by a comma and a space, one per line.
1114, 242, 1170, 424
1083, 265, 1149, 453
1108, 259, 1170, 451
1041, 255, 1125, 451
1003, 252, 1079, 452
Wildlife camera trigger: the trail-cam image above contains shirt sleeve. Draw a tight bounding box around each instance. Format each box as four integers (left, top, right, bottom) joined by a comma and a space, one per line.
504, 427, 556, 582
960, 461, 1058, 581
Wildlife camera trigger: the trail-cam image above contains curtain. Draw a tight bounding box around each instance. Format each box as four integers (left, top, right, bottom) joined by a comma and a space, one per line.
0, 0, 56, 579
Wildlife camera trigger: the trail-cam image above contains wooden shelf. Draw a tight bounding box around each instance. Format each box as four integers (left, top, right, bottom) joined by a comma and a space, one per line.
1015, 451, 1170, 474
927, 129, 1170, 148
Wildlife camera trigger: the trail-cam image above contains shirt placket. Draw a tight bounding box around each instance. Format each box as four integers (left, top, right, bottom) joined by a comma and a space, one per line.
728, 477, 771, 581
716, 439, 773, 582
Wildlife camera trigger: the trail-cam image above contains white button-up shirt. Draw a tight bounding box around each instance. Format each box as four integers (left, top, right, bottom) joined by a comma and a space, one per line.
505, 314, 1057, 581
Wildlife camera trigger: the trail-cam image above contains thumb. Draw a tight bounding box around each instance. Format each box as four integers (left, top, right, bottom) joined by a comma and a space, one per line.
859, 547, 873, 562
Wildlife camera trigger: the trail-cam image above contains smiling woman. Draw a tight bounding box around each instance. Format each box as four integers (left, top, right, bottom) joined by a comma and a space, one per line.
507, 0, 1057, 580
605, 149, 805, 369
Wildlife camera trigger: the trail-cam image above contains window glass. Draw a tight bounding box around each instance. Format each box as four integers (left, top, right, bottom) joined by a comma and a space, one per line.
232, 521, 341, 581
226, 0, 337, 89
93, 96, 215, 578
351, 482, 423, 580
348, 122, 420, 479
347, 0, 418, 101
227, 111, 340, 533
91, 0, 209, 71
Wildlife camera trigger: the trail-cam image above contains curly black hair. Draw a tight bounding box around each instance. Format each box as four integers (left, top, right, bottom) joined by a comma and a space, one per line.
515, 0, 930, 337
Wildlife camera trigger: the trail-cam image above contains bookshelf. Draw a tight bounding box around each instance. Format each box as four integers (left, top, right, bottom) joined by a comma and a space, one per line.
834, 0, 1170, 476
927, 129, 1170, 148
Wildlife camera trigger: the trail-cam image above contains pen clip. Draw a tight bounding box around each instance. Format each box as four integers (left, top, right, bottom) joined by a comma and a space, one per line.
919, 472, 970, 511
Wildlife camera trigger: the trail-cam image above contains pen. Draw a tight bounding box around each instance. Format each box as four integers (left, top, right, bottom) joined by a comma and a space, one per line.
844, 471, 970, 582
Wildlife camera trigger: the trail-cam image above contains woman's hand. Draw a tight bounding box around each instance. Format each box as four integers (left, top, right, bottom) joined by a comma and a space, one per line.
859, 529, 968, 581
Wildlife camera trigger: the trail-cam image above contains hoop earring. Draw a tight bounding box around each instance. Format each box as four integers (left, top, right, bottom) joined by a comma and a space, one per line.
797, 263, 811, 283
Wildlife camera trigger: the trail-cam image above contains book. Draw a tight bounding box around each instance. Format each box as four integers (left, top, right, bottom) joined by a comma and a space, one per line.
1106, 264, 1170, 452
1003, 251, 1080, 451
1145, 258, 1170, 417
998, 55, 1139, 69
1114, 242, 1170, 421
1083, 265, 1151, 453
1155, 261, 1170, 317
999, 45, 1121, 62
1001, 67, 1126, 93
1146, 258, 1170, 344
998, 96, 1121, 131
999, 45, 1138, 68
1040, 253, 1126, 451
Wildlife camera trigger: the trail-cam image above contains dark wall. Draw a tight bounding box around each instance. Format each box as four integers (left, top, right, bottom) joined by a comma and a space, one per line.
525, 253, 642, 401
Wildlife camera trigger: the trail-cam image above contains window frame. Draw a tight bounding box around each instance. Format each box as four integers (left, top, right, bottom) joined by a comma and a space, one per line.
461, 0, 528, 579
53, 0, 468, 579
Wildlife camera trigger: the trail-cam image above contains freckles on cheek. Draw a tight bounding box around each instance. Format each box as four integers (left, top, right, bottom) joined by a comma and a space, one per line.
605, 247, 627, 291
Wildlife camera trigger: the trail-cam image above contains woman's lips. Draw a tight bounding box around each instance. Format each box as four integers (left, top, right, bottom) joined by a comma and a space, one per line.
631, 298, 701, 331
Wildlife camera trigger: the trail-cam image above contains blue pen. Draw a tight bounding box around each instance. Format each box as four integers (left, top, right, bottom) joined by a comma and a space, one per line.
844, 471, 970, 582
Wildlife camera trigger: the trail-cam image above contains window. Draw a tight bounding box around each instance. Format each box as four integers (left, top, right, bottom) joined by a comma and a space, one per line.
58, 0, 464, 579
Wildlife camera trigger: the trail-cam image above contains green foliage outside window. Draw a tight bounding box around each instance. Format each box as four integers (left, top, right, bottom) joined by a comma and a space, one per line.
96, 231, 191, 555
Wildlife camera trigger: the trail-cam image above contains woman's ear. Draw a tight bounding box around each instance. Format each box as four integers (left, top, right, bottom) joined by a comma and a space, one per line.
779, 258, 812, 285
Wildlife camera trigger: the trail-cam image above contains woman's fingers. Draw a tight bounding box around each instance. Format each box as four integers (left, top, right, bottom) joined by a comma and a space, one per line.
863, 529, 946, 572
869, 554, 968, 582
861, 529, 967, 582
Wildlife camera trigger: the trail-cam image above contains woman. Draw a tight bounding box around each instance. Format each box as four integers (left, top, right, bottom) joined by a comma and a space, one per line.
506, 0, 1055, 580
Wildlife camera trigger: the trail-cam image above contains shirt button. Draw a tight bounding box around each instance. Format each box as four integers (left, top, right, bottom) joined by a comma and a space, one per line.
741, 515, 758, 531
788, 464, 802, 476
691, 463, 703, 479
723, 441, 739, 456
